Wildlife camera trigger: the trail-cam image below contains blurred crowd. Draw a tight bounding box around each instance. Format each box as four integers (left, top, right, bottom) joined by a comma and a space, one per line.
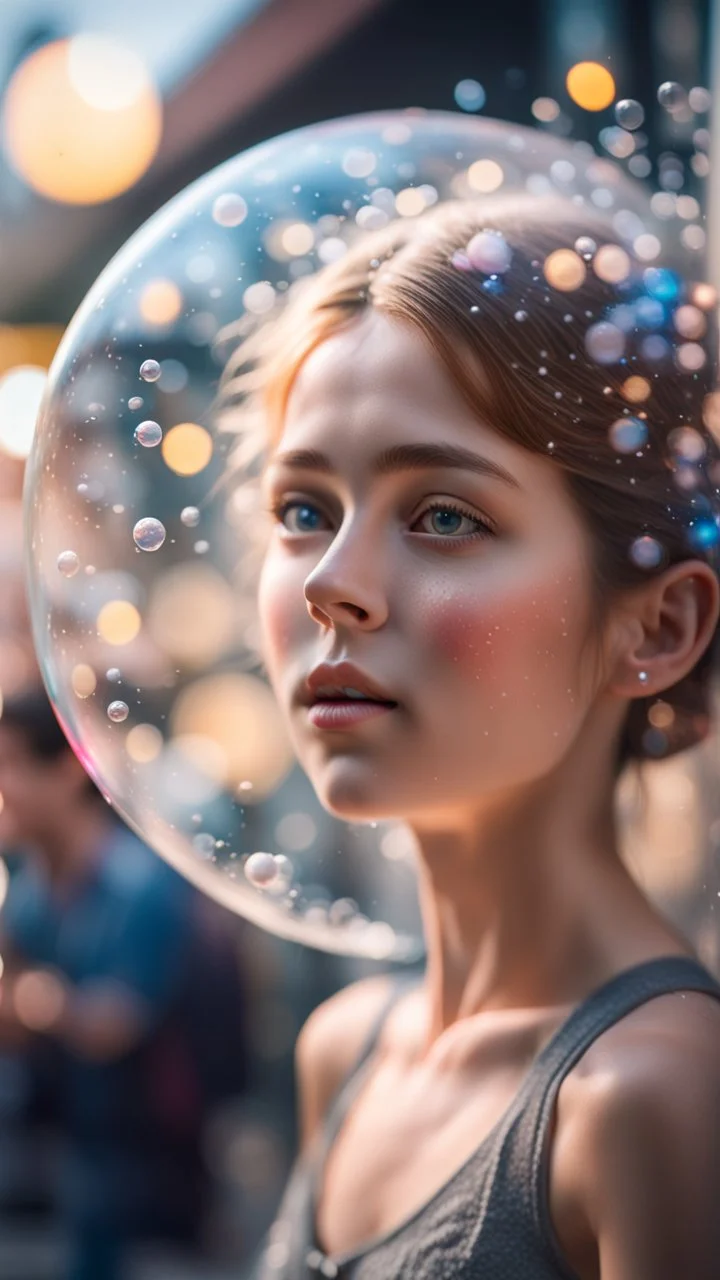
0, 691, 393, 1280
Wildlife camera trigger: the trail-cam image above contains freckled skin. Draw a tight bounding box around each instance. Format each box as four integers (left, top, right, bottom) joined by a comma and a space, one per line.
258, 311, 600, 823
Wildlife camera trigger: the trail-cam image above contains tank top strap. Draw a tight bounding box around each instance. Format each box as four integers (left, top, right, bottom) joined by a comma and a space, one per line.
517, 955, 720, 1270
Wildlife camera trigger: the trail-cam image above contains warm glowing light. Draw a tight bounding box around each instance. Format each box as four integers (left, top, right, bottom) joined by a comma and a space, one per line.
649, 701, 675, 729
71, 663, 97, 698
467, 159, 504, 193
161, 423, 213, 476
395, 187, 427, 217
14, 971, 66, 1031
543, 248, 586, 291
0, 365, 47, 459
531, 97, 560, 122
0, 325, 64, 377
2, 37, 162, 204
592, 244, 631, 284
673, 305, 707, 340
692, 283, 717, 310
139, 279, 183, 327
147, 564, 236, 667
703, 392, 720, 443
171, 673, 293, 797
566, 62, 616, 112
621, 376, 651, 403
280, 223, 315, 256
97, 600, 141, 645
126, 723, 163, 763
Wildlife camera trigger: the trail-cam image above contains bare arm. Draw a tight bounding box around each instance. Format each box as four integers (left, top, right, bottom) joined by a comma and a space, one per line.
557, 999, 720, 1279
294, 974, 394, 1155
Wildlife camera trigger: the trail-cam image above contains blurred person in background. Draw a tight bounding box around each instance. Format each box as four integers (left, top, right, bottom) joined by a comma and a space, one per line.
0, 687, 250, 1280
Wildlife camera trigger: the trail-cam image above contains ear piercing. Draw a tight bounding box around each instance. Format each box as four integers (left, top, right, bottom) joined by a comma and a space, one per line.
638, 671, 649, 684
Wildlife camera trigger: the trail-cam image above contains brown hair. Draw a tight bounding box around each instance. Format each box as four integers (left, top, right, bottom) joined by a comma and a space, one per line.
215, 193, 720, 771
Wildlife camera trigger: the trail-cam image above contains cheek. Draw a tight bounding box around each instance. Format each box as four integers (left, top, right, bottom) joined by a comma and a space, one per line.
258, 556, 306, 662
423, 574, 589, 690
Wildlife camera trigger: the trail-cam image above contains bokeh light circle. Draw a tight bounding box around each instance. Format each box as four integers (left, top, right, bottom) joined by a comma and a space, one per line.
2, 36, 162, 205
24, 110, 706, 959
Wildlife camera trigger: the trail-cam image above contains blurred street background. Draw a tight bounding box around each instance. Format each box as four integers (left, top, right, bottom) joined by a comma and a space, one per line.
0, 0, 717, 1276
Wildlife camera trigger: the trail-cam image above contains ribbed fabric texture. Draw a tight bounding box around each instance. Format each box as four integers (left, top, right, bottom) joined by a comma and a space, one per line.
255, 955, 720, 1279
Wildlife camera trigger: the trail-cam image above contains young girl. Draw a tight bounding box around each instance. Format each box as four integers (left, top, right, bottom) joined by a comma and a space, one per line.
220, 194, 720, 1279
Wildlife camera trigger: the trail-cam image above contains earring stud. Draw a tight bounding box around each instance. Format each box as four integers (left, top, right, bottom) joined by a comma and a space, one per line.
638, 670, 649, 684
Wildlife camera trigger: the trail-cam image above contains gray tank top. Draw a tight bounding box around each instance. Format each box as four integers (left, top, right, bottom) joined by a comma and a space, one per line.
255, 955, 720, 1279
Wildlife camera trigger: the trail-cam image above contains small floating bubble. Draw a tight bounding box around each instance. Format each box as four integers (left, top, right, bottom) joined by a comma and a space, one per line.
139, 359, 161, 383
134, 420, 162, 447
57, 550, 80, 578
180, 505, 200, 527
133, 517, 166, 552
193, 832, 217, 859
657, 81, 686, 110
585, 321, 625, 364
194, 539, 209, 554
128, 396, 144, 411
212, 193, 248, 227
244, 851, 279, 887
514, 310, 528, 321
107, 700, 129, 723
454, 78, 486, 112
466, 231, 512, 274
106, 668, 122, 682
615, 99, 644, 130
630, 535, 663, 569
609, 417, 648, 453
574, 236, 597, 259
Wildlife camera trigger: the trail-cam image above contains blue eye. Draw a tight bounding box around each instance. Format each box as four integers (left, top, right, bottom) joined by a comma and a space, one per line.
274, 500, 328, 533
426, 508, 465, 535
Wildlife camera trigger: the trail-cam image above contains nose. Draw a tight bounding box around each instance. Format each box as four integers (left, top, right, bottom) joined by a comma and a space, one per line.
303, 520, 390, 631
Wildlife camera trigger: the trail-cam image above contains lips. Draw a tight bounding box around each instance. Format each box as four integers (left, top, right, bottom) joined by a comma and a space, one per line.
302, 661, 398, 707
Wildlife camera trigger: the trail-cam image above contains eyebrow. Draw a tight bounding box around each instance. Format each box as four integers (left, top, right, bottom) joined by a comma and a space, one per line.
266, 443, 520, 488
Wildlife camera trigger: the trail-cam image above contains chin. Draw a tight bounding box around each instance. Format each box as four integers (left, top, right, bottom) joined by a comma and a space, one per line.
309, 759, 403, 823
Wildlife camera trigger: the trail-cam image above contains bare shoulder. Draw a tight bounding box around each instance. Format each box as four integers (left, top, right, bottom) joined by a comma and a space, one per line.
550, 989, 720, 1280
295, 974, 396, 1153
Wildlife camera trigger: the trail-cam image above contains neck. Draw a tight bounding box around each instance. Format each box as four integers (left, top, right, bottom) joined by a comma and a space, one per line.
407, 711, 688, 1046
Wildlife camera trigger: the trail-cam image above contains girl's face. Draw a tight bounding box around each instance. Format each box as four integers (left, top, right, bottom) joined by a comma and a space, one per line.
258, 311, 603, 825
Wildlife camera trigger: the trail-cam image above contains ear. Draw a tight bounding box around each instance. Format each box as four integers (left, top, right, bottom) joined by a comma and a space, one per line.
606, 560, 720, 700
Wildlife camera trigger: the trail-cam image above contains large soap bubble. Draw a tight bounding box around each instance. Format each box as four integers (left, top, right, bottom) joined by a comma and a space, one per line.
24, 109, 712, 960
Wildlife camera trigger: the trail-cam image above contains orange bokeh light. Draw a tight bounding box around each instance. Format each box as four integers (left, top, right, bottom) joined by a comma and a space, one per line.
566, 62, 615, 112
2, 37, 162, 205
161, 423, 214, 476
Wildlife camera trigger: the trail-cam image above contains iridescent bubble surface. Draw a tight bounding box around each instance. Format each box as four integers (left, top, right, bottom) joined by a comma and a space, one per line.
22, 109, 713, 958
